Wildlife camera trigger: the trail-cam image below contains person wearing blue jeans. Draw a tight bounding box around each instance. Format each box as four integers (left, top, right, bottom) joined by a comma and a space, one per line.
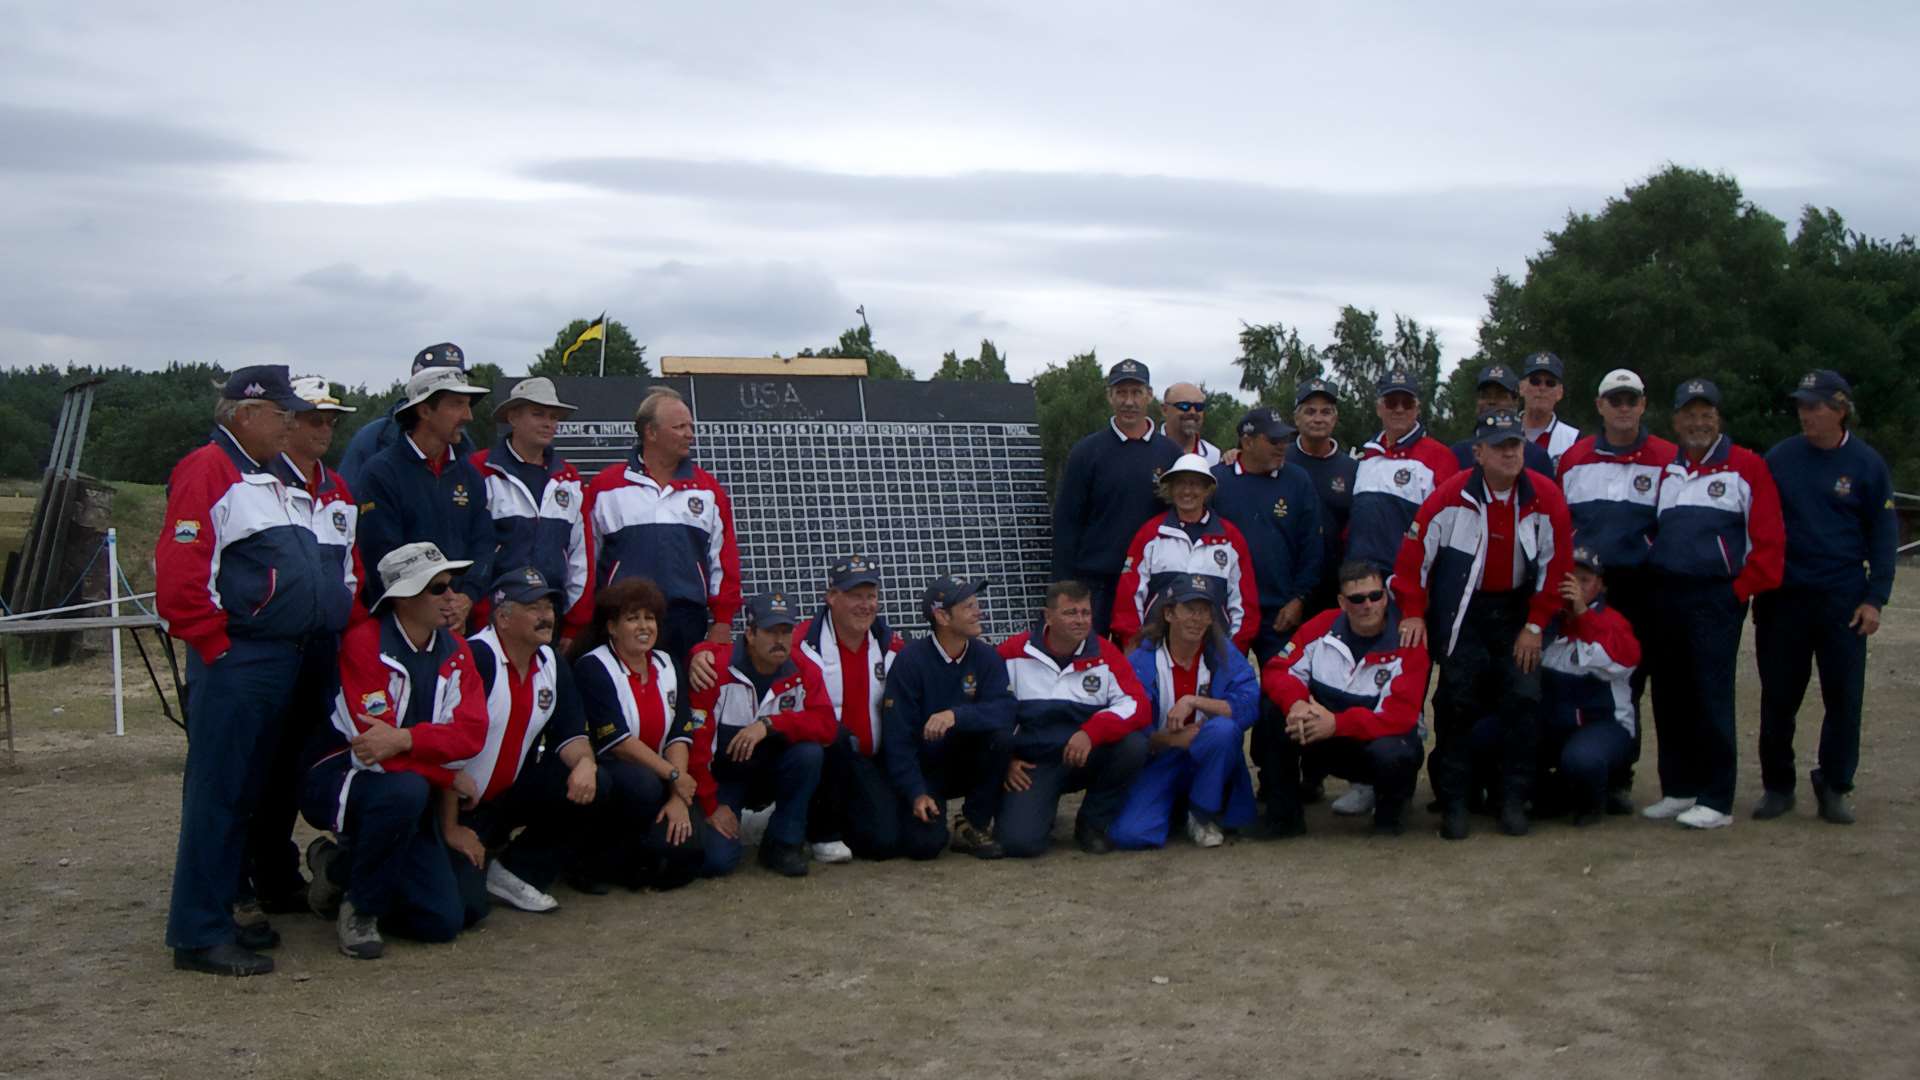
1110, 576, 1260, 849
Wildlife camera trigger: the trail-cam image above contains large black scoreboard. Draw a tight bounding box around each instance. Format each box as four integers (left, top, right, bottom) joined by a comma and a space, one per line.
543, 373, 1051, 639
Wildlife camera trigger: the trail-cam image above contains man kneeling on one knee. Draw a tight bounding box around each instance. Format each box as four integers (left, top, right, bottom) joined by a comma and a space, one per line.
301, 543, 489, 959
1259, 560, 1431, 836
686, 591, 837, 877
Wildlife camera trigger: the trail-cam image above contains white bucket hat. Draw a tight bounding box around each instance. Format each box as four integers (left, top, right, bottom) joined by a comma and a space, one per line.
290, 375, 357, 413
1162, 453, 1217, 484
398, 366, 489, 414
374, 542, 472, 609
492, 376, 577, 422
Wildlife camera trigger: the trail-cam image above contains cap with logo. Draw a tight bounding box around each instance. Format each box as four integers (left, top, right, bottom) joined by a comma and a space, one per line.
411, 343, 467, 375
921, 574, 989, 622
1673, 378, 1721, 410
289, 375, 356, 413
1522, 351, 1565, 381
221, 365, 316, 413
1789, 369, 1852, 410
1473, 410, 1526, 445
828, 553, 882, 590
1164, 573, 1219, 607
1596, 369, 1645, 397
1293, 377, 1338, 407
398, 366, 491, 415
492, 376, 578, 422
1571, 546, 1604, 573
1161, 453, 1217, 484
1106, 358, 1151, 387
1476, 364, 1519, 394
490, 565, 560, 606
745, 590, 800, 629
375, 541, 472, 608
1237, 406, 1296, 441
1375, 369, 1420, 399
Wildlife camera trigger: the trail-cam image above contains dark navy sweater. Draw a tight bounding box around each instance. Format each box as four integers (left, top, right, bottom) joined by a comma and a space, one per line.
1286, 438, 1358, 591
1052, 421, 1182, 581
1209, 460, 1325, 612
878, 635, 1015, 801
1765, 433, 1898, 607
355, 434, 496, 603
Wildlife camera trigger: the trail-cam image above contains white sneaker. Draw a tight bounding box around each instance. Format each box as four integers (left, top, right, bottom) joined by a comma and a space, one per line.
1641, 796, 1697, 820
1185, 814, 1225, 848
485, 861, 559, 913
1676, 805, 1734, 830
1330, 784, 1376, 816
810, 840, 854, 864
739, 806, 774, 847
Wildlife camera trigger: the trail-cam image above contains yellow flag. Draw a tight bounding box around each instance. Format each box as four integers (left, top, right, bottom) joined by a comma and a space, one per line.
561, 314, 606, 368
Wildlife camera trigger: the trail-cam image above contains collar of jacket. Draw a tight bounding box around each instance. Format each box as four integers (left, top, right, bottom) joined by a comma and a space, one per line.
1462, 465, 1538, 509
801, 606, 893, 655
1364, 423, 1427, 455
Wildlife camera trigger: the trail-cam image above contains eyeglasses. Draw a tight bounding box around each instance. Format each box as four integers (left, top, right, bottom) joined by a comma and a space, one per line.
1525, 374, 1561, 388
424, 581, 453, 596
1167, 401, 1206, 412
1341, 589, 1386, 605
1601, 392, 1641, 407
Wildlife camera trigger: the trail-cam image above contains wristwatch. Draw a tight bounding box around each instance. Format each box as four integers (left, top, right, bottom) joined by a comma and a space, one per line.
666, 768, 681, 783
761, 717, 776, 735
1524, 622, 1542, 635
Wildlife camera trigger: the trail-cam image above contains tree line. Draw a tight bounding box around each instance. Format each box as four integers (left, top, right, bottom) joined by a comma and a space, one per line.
1, 166, 1915, 491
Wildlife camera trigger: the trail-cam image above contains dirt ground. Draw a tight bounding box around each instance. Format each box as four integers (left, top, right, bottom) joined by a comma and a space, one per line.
2, 591, 1916, 1080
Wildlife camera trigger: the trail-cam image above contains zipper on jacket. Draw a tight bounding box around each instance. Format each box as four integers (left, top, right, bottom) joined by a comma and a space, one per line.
251, 567, 278, 616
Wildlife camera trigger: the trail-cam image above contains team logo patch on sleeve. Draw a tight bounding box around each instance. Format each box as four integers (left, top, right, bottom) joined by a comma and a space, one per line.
689, 708, 707, 729
537, 687, 555, 710
171, 519, 201, 543
360, 690, 391, 718
1081, 673, 1102, 693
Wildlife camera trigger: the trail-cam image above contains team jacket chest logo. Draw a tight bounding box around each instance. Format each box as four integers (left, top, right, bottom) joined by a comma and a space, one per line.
1707, 479, 1726, 499
537, 687, 554, 710
1329, 476, 1347, 494
778, 692, 796, 712
1212, 548, 1229, 568
687, 495, 705, 515
1633, 475, 1653, 493
1272, 498, 1289, 520
1081, 673, 1102, 693
1393, 467, 1412, 486
1374, 667, 1393, 687
554, 488, 571, 509
452, 483, 470, 507
962, 672, 978, 700
1834, 475, 1853, 497
873, 660, 887, 680
331, 508, 348, 533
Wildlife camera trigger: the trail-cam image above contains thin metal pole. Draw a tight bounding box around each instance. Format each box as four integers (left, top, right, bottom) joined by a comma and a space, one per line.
110, 528, 124, 737
598, 312, 608, 378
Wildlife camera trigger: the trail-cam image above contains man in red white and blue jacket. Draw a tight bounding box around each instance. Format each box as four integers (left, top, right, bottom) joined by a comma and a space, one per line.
472, 378, 593, 639
1532, 547, 1641, 824
1348, 368, 1460, 572
1641, 378, 1784, 830
1394, 410, 1573, 840
996, 580, 1152, 857
156, 366, 330, 977
583, 386, 741, 681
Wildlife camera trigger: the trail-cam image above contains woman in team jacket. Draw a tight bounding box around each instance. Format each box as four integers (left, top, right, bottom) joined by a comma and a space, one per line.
1111, 454, 1262, 651
1108, 576, 1261, 849
569, 577, 706, 890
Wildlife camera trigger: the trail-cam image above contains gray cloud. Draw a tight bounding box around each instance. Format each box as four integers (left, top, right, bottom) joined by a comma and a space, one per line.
0, 104, 271, 174
295, 263, 431, 305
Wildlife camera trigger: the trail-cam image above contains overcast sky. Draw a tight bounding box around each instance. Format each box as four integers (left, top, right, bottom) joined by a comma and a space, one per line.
2, 1, 1915, 394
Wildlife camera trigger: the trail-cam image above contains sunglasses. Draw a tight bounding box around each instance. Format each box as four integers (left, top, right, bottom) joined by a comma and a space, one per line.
424, 581, 454, 596
1525, 374, 1561, 387
1167, 401, 1206, 412
1602, 392, 1642, 407
1341, 589, 1386, 605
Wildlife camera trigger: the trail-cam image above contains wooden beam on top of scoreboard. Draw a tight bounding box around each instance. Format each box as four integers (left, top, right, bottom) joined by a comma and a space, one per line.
659, 355, 870, 377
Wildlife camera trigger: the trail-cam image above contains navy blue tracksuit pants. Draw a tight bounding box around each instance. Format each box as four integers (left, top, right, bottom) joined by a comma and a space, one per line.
595, 759, 707, 889
1601, 566, 1657, 788
998, 730, 1149, 858
1648, 576, 1747, 814
1470, 714, 1631, 815
705, 728, 825, 874
242, 634, 337, 904
166, 638, 304, 950
300, 756, 475, 941
887, 728, 1005, 861
1259, 721, 1424, 830
1755, 587, 1867, 795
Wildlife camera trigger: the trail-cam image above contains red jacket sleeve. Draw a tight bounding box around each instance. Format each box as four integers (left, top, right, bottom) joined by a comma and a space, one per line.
154, 447, 233, 663
1079, 638, 1152, 745
1567, 606, 1642, 671
1109, 519, 1157, 641
1733, 450, 1786, 603
769, 660, 839, 745
562, 464, 596, 637
1262, 610, 1338, 710
1224, 520, 1261, 651
1527, 477, 1575, 629
685, 642, 727, 815
706, 473, 743, 627
1331, 644, 1428, 741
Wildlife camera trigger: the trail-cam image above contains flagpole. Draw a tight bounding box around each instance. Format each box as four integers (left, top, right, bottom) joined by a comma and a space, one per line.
598, 312, 608, 378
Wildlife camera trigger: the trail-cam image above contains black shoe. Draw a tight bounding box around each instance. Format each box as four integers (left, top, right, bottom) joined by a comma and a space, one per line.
1752, 790, 1796, 821
757, 842, 810, 877
1439, 805, 1470, 841
234, 918, 280, 951
565, 873, 612, 896
1266, 812, 1306, 839
1371, 805, 1407, 837
1426, 797, 1442, 814
1604, 787, 1635, 816
1301, 779, 1325, 805
173, 943, 274, 977
1571, 810, 1597, 827
1075, 822, 1115, 855
1811, 771, 1855, 825
256, 886, 312, 915
1498, 803, 1530, 837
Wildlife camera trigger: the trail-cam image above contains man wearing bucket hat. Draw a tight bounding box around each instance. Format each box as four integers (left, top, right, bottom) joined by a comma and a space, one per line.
157, 365, 329, 976
1111, 452, 1261, 651
238, 376, 365, 924
472, 377, 593, 640
1348, 369, 1459, 573
300, 542, 491, 960
354, 365, 494, 626
1051, 358, 1182, 636
1754, 370, 1897, 825
338, 343, 477, 490
1642, 378, 1783, 830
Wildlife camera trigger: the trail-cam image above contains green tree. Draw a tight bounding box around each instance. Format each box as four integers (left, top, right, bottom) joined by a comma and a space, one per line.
796, 324, 915, 379
463, 362, 508, 450
0, 401, 45, 477
1200, 389, 1248, 452
1387, 315, 1447, 431
1321, 306, 1391, 447
1444, 273, 1526, 440
933, 339, 1010, 381
1031, 349, 1108, 492
1232, 321, 1321, 406
532, 318, 650, 377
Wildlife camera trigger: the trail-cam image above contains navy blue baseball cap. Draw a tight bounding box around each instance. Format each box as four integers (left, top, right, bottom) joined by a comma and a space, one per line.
221, 365, 315, 413
1473, 410, 1525, 445
1293, 377, 1337, 406
1674, 377, 1721, 409
1237, 406, 1295, 441
745, 590, 800, 629
411, 342, 467, 374
828, 553, 882, 590
1476, 364, 1520, 394
1789, 369, 1852, 409
1522, 351, 1565, 381
1106, 358, 1151, 386
921, 574, 988, 621
1376, 369, 1420, 399
1164, 573, 1219, 607
490, 565, 560, 606
1571, 546, 1604, 573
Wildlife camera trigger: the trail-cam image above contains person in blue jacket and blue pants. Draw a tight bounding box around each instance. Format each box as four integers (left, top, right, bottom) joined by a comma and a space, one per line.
1109, 575, 1260, 849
